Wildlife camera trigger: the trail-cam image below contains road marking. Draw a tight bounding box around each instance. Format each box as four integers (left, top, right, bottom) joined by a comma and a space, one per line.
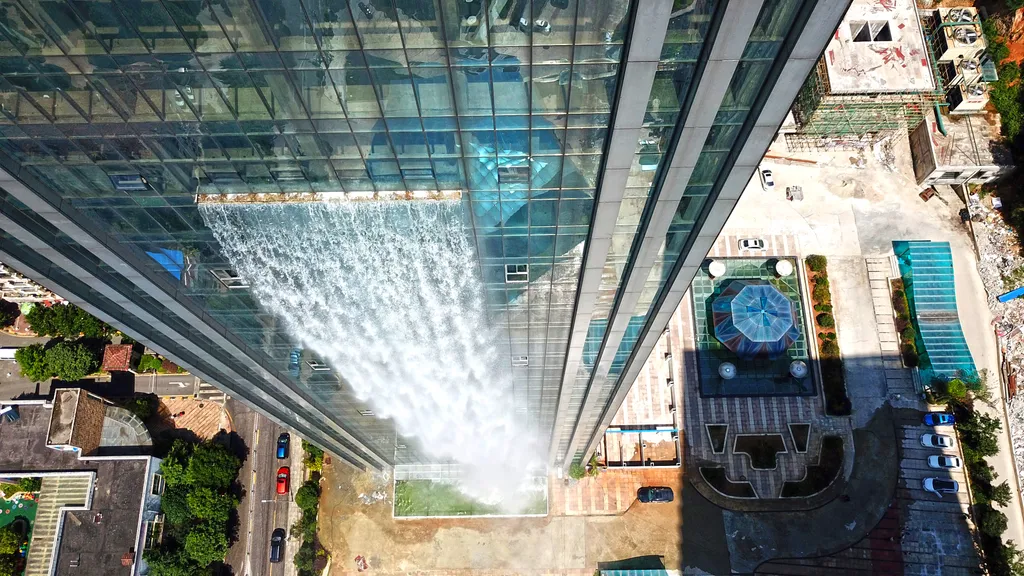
244, 414, 260, 576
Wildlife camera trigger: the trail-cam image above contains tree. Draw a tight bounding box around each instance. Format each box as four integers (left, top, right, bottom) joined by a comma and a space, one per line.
979, 505, 1009, 538
302, 441, 324, 472
187, 487, 237, 523
0, 554, 18, 576
14, 344, 50, 382
0, 300, 18, 328
294, 541, 316, 572
185, 442, 241, 490
17, 477, 40, 493
160, 485, 194, 525
145, 548, 211, 576
122, 395, 156, 420
990, 481, 1013, 508
44, 340, 100, 381
138, 354, 164, 373
25, 303, 108, 338
0, 525, 21, 555
184, 523, 229, 566
960, 411, 1002, 462
294, 480, 320, 511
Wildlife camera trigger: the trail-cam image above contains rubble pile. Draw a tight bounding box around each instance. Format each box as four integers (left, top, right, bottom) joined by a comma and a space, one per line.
969, 196, 1024, 488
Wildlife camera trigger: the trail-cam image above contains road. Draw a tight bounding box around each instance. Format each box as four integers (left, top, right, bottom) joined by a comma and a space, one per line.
225, 398, 298, 576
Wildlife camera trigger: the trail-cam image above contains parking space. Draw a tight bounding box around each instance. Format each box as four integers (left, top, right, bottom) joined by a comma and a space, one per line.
895, 410, 979, 575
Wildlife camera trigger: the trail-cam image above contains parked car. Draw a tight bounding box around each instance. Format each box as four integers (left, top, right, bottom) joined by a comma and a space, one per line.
277, 433, 290, 459
276, 467, 290, 495
738, 238, 765, 251
759, 168, 775, 191
928, 455, 963, 470
637, 486, 674, 503
920, 433, 955, 449
922, 477, 959, 497
923, 412, 956, 426
269, 528, 285, 563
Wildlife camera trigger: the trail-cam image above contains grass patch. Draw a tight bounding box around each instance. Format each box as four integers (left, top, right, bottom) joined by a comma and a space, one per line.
781, 436, 844, 498
393, 480, 546, 517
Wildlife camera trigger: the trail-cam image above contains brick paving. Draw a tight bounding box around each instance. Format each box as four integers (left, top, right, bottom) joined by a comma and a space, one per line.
865, 256, 919, 404
681, 234, 854, 499
548, 467, 681, 516
150, 397, 231, 439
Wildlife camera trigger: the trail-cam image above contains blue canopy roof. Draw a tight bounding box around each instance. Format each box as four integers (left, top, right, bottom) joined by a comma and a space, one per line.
712, 280, 800, 359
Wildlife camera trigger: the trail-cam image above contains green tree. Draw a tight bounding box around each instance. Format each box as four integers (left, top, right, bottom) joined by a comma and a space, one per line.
294, 480, 320, 511
960, 412, 1002, 463
187, 487, 237, 523
568, 461, 586, 480
160, 485, 194, 525
302, 441, 324, 472
14, 344, 50, 382
122, 395, 155, 420
0, 299, 18, 328
945, 379, 968, 401
184, 523, 229, 566
160, 440, 193, 487
990, 481, 1013, 508
138, 354, 164, 373
0, 525, 21, 555
806, 254, 827, 273
979, 505, 1009, 537
17, 477, 40, 493
44, 340, 100, 381
25, 303, 109, 339
294, 541, 316, 572
185, 442, 241, 490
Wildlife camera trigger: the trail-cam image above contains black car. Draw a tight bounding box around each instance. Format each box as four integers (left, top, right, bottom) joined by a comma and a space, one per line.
637, 486, 674, 503
270, 528, 285, 563
276, 433, 290, 460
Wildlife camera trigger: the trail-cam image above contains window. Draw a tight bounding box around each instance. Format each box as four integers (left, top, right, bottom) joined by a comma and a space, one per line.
210, 268, 248, 289
940, 171, 962, 179
497, 165, 530, 184
144, 515, 164, 550
850, 21, 892, 43
505, 264, 529, 283
306, 360, 331, 372
150, 473, 165, 496
512, 356, 529, 367
357, 409, 374, 416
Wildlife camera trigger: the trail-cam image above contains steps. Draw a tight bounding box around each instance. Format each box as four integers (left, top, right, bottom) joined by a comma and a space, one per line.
23, 474, 93, 576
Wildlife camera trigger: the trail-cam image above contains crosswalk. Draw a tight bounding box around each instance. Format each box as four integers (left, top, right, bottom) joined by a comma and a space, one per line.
24, 474, 93, 576
195, 381, 227, 405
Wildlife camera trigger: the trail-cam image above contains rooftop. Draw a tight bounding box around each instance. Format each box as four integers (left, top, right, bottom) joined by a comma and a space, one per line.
100, 345, 133, 373
927, 112, 1012, 168
824, 0, 936, 94
0, 403, 151, 576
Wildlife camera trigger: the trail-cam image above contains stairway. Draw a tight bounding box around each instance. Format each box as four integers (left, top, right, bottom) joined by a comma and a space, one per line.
23, 474, 92, 576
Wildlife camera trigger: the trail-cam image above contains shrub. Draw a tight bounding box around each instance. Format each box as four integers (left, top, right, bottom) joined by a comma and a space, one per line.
45, 340, 100, 381
138, 354, 163, 373
14, 344, 50, 382
979, 505, 1009, 538
17, 477, 40, 493
122, 395, 156, 420
900, 326, 916, 342
813, 276, 829, 290
185, 442, 241, 490
568, 461, 586, 480
814, 303, 833, 314
946, 379, 967, 401
0, 300, 18, 329
901, 343, 919, 367
294, 480, 320, 511
294, 541, 316, 572
818, 332, 836, 341
816, 313, 835, 328
302, 440, 325, 472
0, 525, 21, 555
812, 282, 831, 304
806, 254, 827, 273
821, 340, 840, 357
892, 290, 909, 317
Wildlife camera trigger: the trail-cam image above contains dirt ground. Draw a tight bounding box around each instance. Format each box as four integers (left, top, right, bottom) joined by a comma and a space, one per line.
318, 463, 681, 576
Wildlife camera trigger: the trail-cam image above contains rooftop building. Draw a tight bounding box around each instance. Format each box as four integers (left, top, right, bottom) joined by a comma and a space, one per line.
909, 111, 1012, 187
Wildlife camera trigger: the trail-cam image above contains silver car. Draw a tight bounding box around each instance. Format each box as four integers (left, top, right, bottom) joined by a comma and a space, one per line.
928, 455, 963, 470
759, 168, 775, 191
920, 433, 954, 449
922, 477, 959, 497
738, 238, 765, 251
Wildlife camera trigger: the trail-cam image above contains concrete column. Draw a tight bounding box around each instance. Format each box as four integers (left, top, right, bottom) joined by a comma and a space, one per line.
577, 0, 856, 462
546, 0, 671, 466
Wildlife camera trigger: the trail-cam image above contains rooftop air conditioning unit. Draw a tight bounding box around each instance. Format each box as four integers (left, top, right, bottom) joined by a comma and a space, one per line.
954, 27, 979, 44
970, 84, 986, 97
963, 60, 979, 72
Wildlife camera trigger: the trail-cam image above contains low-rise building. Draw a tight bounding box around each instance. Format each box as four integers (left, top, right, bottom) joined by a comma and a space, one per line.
909, 112, 1012, 187
0, 263, 62, 304
0, 393, 160, 576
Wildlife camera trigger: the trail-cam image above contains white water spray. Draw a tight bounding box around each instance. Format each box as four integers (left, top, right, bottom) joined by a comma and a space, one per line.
200, 200, 542, 504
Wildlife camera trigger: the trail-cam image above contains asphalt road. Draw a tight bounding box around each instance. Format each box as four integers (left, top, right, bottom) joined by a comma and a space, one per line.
225, 399, 295, 576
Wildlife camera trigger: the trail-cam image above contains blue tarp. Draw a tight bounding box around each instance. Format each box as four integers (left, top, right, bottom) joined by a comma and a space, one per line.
146, 248, 185, 280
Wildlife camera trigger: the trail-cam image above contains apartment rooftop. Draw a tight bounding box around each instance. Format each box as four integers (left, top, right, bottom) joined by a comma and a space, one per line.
824, 0, 936, 94
930, 114, 1011, 169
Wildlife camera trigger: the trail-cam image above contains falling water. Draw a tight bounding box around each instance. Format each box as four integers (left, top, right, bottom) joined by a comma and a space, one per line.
200, 200, 541, 503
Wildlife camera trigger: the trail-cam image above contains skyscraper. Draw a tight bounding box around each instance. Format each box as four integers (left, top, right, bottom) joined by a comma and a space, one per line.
0, 0, 850, 472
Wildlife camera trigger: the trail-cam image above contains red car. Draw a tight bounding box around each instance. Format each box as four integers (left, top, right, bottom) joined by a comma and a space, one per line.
276, 467, 289, 495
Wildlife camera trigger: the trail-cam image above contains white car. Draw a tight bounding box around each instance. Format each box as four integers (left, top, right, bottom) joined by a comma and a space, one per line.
928, 455, 963, 470
759, 168, 775, 191
922, 477, 959, 497
738, 238, 765, 251
920, 433, 954, 449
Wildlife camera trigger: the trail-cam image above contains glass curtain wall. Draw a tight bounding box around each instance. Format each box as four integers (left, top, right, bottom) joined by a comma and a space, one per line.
0, 0, 632, 463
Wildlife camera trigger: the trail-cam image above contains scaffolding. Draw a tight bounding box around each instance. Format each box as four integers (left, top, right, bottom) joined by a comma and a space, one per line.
792, 60, 946, 137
